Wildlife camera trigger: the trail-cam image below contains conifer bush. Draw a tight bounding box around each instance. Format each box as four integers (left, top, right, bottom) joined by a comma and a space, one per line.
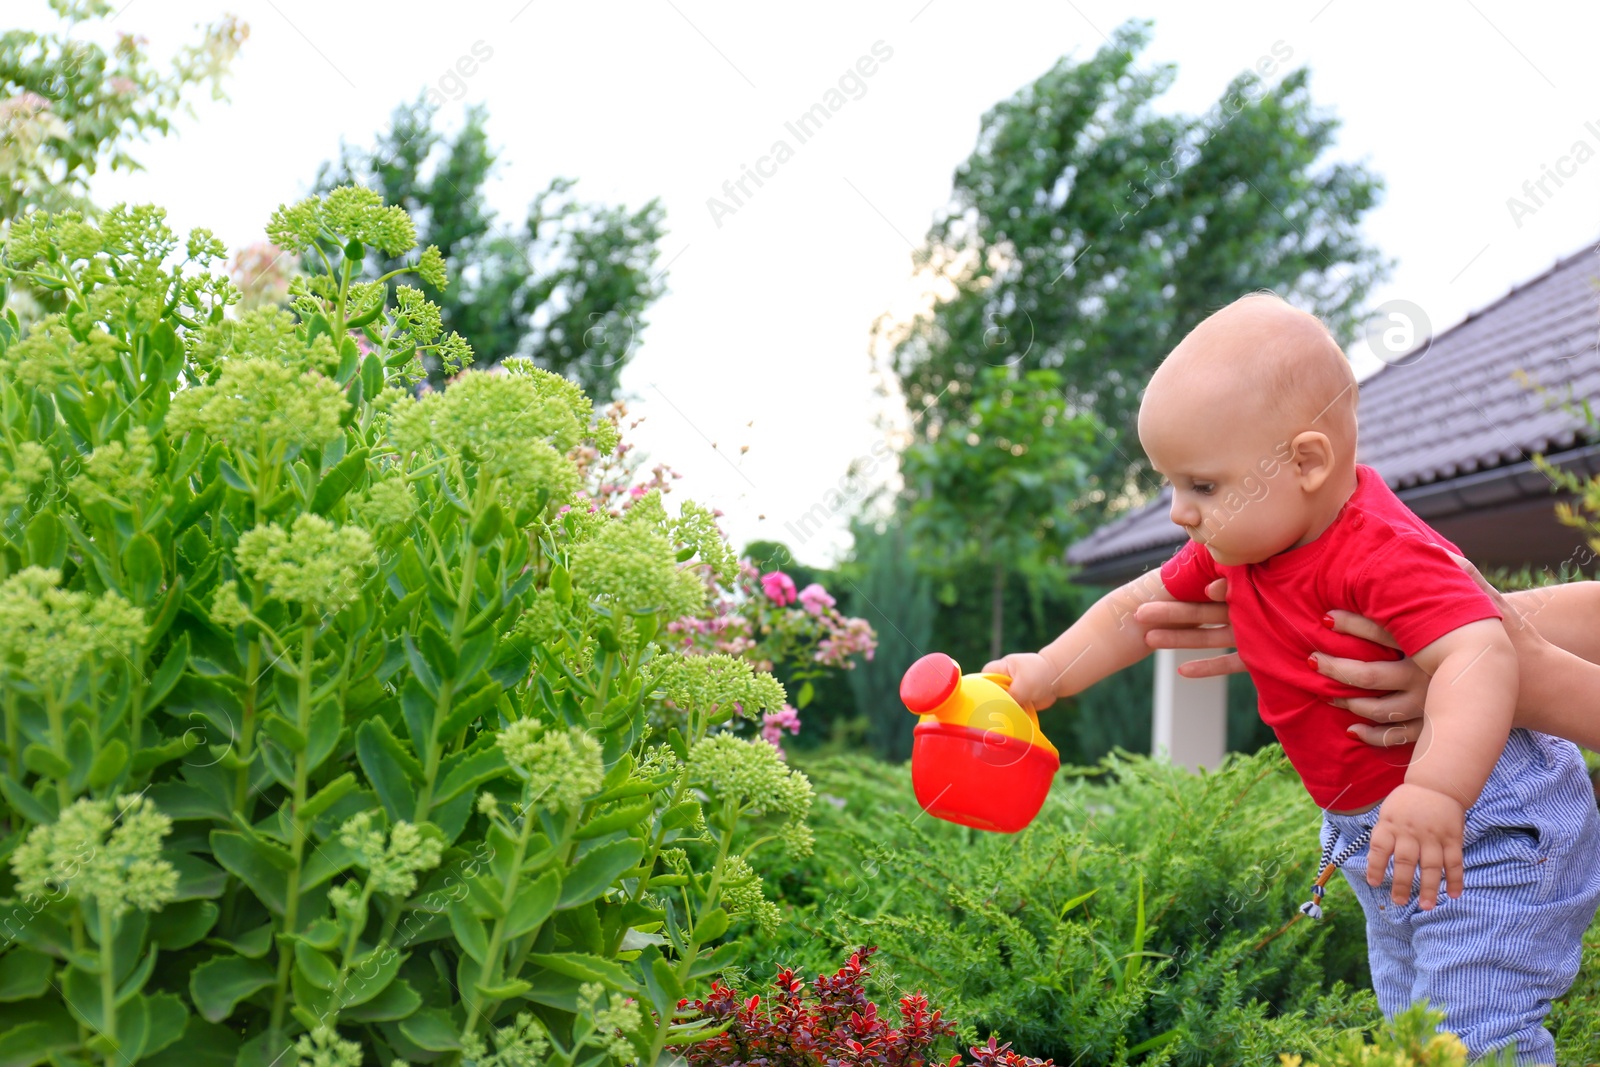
0, 189, 811, 1067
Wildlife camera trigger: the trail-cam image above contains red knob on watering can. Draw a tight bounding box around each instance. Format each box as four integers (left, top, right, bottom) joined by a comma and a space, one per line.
899, 652, 1060, 833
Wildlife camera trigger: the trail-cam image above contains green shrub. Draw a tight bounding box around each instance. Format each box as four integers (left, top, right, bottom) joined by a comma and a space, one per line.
732, 747, 1382, 1065
0, 192, 811, 1067
1287, 1003, 1516, 1067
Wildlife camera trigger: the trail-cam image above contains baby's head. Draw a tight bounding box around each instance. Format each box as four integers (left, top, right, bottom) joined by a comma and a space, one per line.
1137, 293, 1359, 566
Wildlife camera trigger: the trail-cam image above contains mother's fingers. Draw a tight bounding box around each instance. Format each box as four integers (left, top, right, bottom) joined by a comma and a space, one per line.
1345, 721, 1423, 747
1324, 609, 1401, 651
1312, 651, 1416, 692
1134, 600, 1231, 627
1142, 626, 1236, 650
1336, 690, 1426, 724
1175, 651, 1246, 679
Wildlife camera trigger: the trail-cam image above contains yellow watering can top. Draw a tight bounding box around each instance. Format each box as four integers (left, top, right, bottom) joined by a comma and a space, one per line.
900, 653, 1059, 758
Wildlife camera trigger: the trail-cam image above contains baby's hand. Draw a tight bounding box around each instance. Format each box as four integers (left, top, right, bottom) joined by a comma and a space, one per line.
1366, 783, 1466, 909
980, 652, 1061, 713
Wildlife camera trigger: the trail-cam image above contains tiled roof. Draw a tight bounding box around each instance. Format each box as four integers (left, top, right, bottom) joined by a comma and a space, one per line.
1067, 242, 1600, 570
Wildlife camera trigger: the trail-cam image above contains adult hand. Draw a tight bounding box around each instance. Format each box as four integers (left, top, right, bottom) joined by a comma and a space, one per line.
1137, 551, 1547, 749
1133, 578, 1244, 678
1312, 552, 1558, 747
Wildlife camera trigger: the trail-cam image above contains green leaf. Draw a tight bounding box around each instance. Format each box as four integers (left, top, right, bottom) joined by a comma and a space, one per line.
206, 923, 273, 959
435, 680, 501, 742
470, 502, 502, 546
558, 839, 644, 909
416, 627, 454, 684
523, 952, 638, 992
300, 773, 358, 820
505, 869, 561, 938
650, 956, 684, 1004
0, 779, 54, 826
60, 965, 103, 1033
87, 739, 128, 791
683, 943, 741, 982
23, 512, 66, 570
168, 851, 228, 902
0, 1007, 78, 1067
343, 977, 420, 1022
692, 907, 729, 945
149, 900, 218, 950
190, 954, 275, 1023
115, 947, 158, 1005
142, 633, 190, 713
310, 447, 369, 514
575, 799, 654, 840
20, 745, 70, 781
121, 532, 164, 604
474, 978, 531, 1000
216, 459, 253, 494
433, 746, 507, 806
359, 352, 385, 397
398, 1008, 462, 1051
338, 945, 403, 1008
453, 629, 497, 688
141, 1018, 239, 1067
0, 951, 52, 1002
518, 969, 588, 1012
448, 900, 489, 964
210, 832, 290, 915
304, 697, 344, 775
357, 719, 420, 821
293, 942, 338, 990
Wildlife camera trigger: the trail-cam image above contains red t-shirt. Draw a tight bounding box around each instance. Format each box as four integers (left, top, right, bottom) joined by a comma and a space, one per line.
1158, 463, 1502, 810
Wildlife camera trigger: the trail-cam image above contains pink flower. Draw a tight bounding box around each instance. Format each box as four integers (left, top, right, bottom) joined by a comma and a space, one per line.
629, 484, 649, 498
761, 704, 802, 757
760, 571, 797, 606
797, 582, 835, 616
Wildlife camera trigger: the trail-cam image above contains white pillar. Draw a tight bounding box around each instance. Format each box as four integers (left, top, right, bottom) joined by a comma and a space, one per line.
1152, 647, 1228, 771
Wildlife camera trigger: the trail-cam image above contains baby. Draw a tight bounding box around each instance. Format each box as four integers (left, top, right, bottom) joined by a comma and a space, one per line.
987, 293, 1600, 1064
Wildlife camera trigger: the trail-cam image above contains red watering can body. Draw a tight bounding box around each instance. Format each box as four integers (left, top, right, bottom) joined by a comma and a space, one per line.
899, 652, 1060, 833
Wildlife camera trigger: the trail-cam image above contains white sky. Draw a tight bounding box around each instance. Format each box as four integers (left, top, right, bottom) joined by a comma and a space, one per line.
16, 0, 1600, 567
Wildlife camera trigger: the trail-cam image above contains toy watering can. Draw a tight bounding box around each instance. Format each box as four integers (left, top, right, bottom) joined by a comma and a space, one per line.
899, 653, 1060, 833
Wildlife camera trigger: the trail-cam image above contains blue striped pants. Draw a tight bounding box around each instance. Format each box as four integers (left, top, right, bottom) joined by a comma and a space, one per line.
1321, 729, 1600, 1066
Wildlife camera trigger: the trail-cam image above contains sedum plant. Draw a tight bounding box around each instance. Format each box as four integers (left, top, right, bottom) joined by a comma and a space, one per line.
1283, 1003, 1517, 1067
0, 187, 812, 1067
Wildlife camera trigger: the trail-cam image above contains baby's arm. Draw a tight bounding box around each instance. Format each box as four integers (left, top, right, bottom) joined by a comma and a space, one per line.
1366, 617, 1517, 909
984, 569, 1180, 712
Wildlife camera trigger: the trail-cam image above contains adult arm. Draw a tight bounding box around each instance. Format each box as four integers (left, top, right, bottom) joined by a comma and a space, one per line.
1137, 562, 1600, 748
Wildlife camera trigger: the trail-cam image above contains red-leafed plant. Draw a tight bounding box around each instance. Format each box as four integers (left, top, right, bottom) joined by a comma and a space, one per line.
669, 946, 1054, 1067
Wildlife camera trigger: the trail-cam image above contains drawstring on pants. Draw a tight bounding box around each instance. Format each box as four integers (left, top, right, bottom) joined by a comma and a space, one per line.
1299, 824, 1373, 920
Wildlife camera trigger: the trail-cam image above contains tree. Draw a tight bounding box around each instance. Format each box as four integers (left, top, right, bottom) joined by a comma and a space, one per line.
900, 365, 1105, 660
315, 96, 667, 397
0, 0, 247, 223
880, 19, 1387, 515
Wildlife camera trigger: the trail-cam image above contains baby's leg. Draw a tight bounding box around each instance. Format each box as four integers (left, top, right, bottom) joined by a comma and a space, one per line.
1326, 814, 1419, 1014
1404, 731, 1600, 1064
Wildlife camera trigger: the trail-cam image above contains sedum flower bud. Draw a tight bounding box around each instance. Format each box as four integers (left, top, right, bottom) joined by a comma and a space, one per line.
234, 513, 376, 616
11, 794, 177, 919
497, 720, 604, 812
337, 811, 443, 898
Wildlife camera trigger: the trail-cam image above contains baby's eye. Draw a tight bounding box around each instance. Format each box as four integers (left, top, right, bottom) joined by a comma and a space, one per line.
1192, 483, 1216, 496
